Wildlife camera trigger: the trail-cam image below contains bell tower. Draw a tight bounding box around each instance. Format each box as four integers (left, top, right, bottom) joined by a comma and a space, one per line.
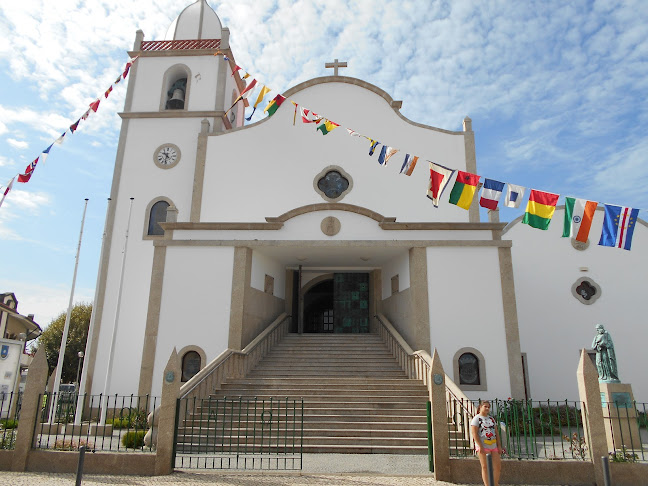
85, 0, 246, 397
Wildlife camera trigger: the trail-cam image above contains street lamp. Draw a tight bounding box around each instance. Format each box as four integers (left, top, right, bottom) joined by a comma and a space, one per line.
75, 351, 84, 392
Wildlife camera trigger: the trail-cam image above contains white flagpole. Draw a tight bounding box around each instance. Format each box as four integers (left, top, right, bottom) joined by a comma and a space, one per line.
74, 198, 111, 426
49, 198, 89, 424
99, 197, 134, 426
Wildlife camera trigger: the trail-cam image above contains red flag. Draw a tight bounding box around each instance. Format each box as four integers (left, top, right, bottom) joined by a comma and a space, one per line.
70, 119, 80, 133
240, 79, 257, 98
17, 157, 39, 183
81, 109, 91, 120
231, 65, 241, 76
123, 62, 132, 79
105, 85, 113, 98
89, 99, 100, 112
0, 177, 15, 208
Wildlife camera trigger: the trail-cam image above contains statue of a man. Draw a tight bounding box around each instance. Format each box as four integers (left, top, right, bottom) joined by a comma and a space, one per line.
591, 324, 620, 383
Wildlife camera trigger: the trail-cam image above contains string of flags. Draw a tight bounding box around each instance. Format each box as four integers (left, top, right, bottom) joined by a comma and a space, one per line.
1, 52, 641, 253
0, 56, 139, 208
215, 52, 643, 252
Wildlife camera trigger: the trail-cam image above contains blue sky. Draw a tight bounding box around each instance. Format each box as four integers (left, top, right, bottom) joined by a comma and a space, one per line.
0, 0, 647, 327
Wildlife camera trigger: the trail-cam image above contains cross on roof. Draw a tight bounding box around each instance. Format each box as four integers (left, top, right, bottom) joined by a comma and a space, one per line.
325, 59, 348, 76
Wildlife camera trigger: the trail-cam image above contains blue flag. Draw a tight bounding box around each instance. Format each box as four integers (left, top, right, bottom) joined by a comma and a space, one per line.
599, 204, 639, 250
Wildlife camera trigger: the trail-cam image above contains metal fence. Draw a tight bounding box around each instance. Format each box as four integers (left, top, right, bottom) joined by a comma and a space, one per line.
174, 396, 303, 470
34, 393, 158, 453
604, 400, 647, 463
449, 399, 588, 460
0, 391, 22, 450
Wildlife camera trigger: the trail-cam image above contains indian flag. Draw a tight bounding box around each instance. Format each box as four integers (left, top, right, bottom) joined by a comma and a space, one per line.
448, 171, 480, 210
522, 190, 559, 230
563, 197, 598, 242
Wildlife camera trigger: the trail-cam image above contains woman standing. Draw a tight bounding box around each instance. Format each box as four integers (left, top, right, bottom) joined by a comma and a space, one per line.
471, 401, 505, 486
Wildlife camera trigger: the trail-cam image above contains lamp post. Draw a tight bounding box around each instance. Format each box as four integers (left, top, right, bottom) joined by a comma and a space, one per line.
75, 351, 84, 392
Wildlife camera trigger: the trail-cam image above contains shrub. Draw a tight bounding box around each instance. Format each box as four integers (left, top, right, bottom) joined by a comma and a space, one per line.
0, 419, 18, 429
109, 408, 148, 430
0, 430, 17, 449
122, 430, 146, 449
53, 438, 93, 451
609, 447, 638, 463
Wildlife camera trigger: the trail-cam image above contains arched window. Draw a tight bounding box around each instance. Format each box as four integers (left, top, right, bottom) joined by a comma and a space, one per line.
181, 351, 201, 382
148, 200, 170, 236
160, 64, 192, 111
453, 347, 487, 391
458, 352, 480, 385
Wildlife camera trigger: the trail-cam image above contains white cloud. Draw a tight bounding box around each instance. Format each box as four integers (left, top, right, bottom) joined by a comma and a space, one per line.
6, 138, 28, 149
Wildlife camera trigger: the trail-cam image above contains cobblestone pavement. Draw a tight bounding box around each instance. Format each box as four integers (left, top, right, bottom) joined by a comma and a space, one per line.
0, 471, 465, 485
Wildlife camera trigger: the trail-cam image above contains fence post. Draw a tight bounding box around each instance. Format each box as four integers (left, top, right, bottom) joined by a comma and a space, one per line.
429, 349, 451, 481
154, 348, 182, 475
11, 347, 48, 472
576, 348, 609, 486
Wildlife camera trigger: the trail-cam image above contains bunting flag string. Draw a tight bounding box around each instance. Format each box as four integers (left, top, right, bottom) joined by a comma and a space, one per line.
0, 55, 138, 206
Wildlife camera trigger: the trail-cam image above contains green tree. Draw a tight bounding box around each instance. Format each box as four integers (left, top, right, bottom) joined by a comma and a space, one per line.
33, 303, 92, 383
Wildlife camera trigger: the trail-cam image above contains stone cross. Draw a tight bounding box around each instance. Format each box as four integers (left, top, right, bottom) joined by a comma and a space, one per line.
325, 59, 348, 76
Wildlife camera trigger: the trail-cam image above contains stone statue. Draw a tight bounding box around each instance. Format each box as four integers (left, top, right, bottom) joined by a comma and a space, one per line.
591, 324, 620, 383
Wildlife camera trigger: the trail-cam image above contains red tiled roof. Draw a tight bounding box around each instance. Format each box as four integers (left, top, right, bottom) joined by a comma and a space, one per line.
140, 39, 221, 51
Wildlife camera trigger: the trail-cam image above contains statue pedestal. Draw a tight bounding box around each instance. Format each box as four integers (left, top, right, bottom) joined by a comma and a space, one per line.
599, 382, 641, 452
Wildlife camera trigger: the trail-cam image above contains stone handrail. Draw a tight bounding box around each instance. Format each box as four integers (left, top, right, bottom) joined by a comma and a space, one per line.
145, 313, 291, 448
374, 313, 475, 447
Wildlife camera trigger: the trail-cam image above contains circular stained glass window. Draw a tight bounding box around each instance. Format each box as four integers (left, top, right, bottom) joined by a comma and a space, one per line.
317, 171, 349, 199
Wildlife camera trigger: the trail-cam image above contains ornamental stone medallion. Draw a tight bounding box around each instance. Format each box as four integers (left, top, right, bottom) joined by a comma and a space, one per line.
571, 238, 590, 251
571, 277, 601, 305
321, 216, 341, 236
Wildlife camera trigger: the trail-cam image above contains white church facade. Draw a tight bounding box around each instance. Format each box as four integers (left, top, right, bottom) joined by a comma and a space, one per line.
83, 0, 648, 405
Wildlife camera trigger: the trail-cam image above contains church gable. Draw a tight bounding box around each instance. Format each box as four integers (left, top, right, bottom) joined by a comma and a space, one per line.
200, 78, 474, 224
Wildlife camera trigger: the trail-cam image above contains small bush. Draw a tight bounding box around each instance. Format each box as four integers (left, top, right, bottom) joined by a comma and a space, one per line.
122, 430, 146, 449
0, 430, 17, 449
0, 419, 18, 429
110, 408, 148, 430
609, 447, 638, 463
53, 438, 93, 451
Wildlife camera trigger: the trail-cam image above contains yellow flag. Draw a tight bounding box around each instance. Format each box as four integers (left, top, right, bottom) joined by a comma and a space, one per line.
253, 86, 271, 109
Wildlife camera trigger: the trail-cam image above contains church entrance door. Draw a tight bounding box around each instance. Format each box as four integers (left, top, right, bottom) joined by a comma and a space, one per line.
302, 273, 369, 333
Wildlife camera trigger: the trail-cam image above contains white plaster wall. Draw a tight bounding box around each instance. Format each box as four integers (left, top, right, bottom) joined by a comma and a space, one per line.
151, 246, 234, 397
251, 250, 286, 299
506, 209, 648, 401
381, 251, 410, 299
91, 114, 204, 395
201, 81, 470, 223
129, 56, 219, 112
426, 247, 511, 400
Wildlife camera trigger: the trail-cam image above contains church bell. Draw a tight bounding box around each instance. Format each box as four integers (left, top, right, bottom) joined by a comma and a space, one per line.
166, 88, 185, 109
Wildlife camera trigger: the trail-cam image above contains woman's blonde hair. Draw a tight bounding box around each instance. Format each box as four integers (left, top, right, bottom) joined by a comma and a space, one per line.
476, 401, 491, 414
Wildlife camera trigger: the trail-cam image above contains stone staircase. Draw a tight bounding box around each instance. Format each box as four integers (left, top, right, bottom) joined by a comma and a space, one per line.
177, 333, 430, 454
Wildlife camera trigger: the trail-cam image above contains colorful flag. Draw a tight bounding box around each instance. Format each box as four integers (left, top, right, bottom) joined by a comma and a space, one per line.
522, 189, 559, 230
479, 179, 505, 210
231, 65, 241, 76
89, 99, 101, 112
504, 184, 525, 208
563, 197, 598, 242
242, 72, 250, 79
55, 132, 66, 144
114, 74, 122, 84
301, 107, 321, 123
223, 55, 230, 61
264, 94, 286, 116
368, 140, 379, 155
123, 62, 132, 79
81, 109, 91, 121
40, 144, 54, 164
105, 85, 113, 98
427, 162, 455, 207
449, 171, 480, 210
399, 154, 418, 176
240, 79, 257, 98
316, 119, 339, 135
599, 204, 639, 250
377, 146, 398, 165
17, 157, 39, 183
0, 177, 15, 209
346, 129, 362, 137
70, 119, 81, 133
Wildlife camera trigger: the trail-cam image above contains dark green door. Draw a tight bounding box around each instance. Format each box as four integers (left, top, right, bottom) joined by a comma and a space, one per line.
333, 273, 369, 333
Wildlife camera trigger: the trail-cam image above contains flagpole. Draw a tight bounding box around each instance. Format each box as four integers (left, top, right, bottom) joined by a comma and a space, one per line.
74, 198, 111, 426
49, 198, 89, 424
99, 197, 134, 426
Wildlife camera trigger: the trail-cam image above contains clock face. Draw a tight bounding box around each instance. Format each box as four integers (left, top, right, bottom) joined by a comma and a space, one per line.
153, 144, 180, 168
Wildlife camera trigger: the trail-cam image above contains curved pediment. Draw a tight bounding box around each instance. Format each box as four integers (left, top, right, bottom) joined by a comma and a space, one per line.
265, 203, 396, 224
